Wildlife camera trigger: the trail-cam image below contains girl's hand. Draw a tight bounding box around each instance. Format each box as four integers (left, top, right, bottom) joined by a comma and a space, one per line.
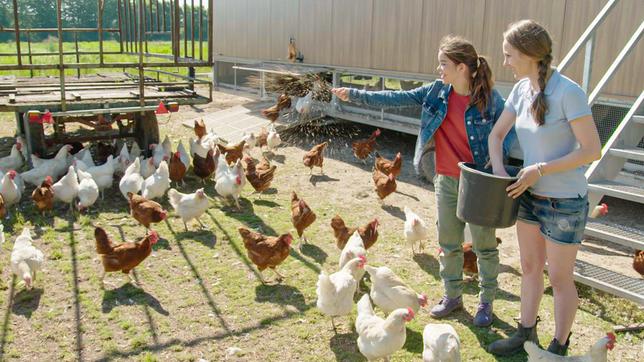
331, 87, 350, 102
506, 164, 540, 199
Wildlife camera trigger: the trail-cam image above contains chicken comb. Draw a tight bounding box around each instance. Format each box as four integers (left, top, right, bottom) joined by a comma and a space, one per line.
406, 307, 415, 320
373, 128, 381, 137
358, 255, 367, 263
607, 332, 616, 341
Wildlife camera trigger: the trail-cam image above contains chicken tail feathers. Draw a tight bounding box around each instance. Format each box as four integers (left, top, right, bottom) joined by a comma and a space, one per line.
94, 227, 114, 254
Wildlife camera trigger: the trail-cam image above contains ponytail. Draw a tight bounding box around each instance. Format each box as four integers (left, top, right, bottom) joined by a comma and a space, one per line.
531, 54, 552, 125
471, 56, 494, 114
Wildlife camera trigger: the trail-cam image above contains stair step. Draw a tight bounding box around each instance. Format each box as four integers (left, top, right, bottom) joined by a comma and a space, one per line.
585, 220, 644, 250
588, 180, 644, 203
633, 115, 644, 125
574, 260, 644, 305
609, 146, 644, 161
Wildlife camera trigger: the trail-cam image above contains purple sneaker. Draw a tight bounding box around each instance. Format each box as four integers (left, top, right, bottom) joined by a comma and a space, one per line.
473, 302, 493, 327
429, 295, 463, 318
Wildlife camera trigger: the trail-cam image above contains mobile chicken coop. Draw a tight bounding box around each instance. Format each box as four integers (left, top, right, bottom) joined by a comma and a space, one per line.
0, 0, 213, 158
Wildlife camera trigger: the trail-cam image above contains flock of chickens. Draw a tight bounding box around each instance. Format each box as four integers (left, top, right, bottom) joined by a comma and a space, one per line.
0, 99, 622, 360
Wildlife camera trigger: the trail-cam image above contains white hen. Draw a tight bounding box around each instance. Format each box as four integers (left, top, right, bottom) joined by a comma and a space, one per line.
355, 293, 415, 361
316, 256, 366, 331
0, 170, 22, 207
339, 231, 367, 281
31, 144, 72, 178
11, 227, 44, 289
119, 157, 144, 199
21, 160, 57, 187
266, 126, 281, 151
84, 155, 115, 199
0, 143, 24, 172
365, 264, 428, 314
52, 165, 79, 209
115, 143, 131, 175
214, 159, 245, 210
422, 324, 461, 362
176, 140, 191, 169
404, 206, 431, 255
142, 160, 170, 200
76, 167, 99, 211
140, 157, 156, 179
167, 188, 210, 231
150, 143, 168, 168
524, 333, 616, 362
129, 141, 142, 161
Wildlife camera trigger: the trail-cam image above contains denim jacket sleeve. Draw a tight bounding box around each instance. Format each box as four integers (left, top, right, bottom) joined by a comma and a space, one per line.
347, 84, 432, 109
492, 90, 518, 158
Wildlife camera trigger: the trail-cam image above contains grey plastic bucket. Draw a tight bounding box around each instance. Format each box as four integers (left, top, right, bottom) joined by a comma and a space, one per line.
456, 162, 522, 228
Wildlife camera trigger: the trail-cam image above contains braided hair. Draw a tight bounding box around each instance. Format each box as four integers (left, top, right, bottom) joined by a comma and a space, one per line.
504, 20, 553, 126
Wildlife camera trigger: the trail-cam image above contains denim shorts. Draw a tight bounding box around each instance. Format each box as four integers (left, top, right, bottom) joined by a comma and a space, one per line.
517, 191, 589, 245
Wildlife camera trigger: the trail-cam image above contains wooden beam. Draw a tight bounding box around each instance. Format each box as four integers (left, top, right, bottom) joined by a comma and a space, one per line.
117, 0, 124, 53
12, 0, 21, 66
56, 0, 66, 111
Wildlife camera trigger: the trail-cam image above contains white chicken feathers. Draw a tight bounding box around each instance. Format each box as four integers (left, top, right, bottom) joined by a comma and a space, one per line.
11, 227, 44, 289
0, 143, 24, 172
316, 257, 365, 319
214, 159, 245, 207
524, 333, 616, 362
142, 160, 170, 200
339, 231, 367, 281
364, 264, 427, 314
52, 165, 79, 205
404, 206, 430, 253
422, 324, 461, 362
76, 167, 99, 210
355, 294, 413, 361
167, 188, 210, 226
119, 157, 144, 199
0, 171, 22, 206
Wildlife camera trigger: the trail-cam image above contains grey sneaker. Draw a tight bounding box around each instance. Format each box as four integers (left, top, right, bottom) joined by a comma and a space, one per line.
429, 295, 463, 318
473, 302, 493, 327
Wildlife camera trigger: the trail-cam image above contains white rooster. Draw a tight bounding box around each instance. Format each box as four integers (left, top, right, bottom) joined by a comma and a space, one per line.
167, 188, 210, 231
404, 206, 431, 255
316, 256, 366, 331
364, 264, 428, 314
524, 332, 616, 362
76, 167, 99, 211
423, 323, 461, 362
11, 227, 44, 290
142, 160, 170, 200
118, 157, 144, 199
355, 293, 415, 361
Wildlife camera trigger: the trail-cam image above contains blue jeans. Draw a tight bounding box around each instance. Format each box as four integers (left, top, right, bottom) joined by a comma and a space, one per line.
517, 192, 589, 245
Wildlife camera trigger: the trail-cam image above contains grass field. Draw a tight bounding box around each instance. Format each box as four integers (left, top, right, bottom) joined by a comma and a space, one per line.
0, 47, 642, 361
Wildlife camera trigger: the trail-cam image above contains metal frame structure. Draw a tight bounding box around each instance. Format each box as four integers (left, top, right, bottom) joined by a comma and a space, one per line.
0, 0, 214, 157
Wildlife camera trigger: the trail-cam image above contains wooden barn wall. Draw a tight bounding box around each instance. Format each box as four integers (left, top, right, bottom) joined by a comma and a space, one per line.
213, 0, 643, 99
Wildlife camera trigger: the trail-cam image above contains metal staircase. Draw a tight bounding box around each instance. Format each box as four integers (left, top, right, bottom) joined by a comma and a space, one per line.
557, 0, 644, 305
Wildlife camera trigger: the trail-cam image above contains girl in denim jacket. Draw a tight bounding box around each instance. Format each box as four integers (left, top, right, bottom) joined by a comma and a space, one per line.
332, 36, 517, 327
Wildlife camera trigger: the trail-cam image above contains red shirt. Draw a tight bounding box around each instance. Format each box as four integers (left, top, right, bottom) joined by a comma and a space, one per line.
434, 92, 474, 177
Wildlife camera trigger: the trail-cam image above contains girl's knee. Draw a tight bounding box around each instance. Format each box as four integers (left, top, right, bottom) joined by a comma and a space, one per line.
521, 258, 545, 276
548, 272, 576, 291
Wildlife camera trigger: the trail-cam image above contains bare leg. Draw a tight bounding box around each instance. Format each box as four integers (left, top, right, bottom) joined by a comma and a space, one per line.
517, 221, 547, 328
546, 239, 580, 342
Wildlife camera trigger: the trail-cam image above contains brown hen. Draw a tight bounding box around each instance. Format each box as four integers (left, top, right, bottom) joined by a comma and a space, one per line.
303, 141, 328, 174
238, 227, 293, 284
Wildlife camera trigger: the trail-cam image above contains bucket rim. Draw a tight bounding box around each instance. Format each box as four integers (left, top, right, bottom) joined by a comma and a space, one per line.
458, 162, 519, 181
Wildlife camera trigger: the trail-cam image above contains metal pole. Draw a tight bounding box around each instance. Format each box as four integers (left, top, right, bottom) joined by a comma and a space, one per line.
12, 0, 22, 66
582, 34, 594, 93
191, 0, 195, 59
98, 0, 104, 65
56, 0, 67, 111
199, 0, 203, 60
207, 0, 213, 64
139, 0, 145, 109
75, 33, 81, 78
26, 31, 33, 78
117, 0, 124, 53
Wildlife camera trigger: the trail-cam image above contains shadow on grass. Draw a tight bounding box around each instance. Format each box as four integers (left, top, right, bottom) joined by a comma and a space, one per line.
101, 283, 168, 315
66, 218, 84, 361
11, 287, 43, 318
0, 275, 16, 360
254, 284, 309, 312
394, 189, 420, 201
299, 242, 328, 265
413, 253, 441, 281
381, 204, 406, 221
329, 330, 364, 361
309, 174, 340, 186
403, 326, 424, 355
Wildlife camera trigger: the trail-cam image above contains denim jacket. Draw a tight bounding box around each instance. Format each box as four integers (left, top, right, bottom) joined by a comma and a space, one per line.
348, 80, 518, 173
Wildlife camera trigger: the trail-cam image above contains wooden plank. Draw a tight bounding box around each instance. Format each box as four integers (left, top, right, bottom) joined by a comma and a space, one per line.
371, 0, 423, 73
331, 0, 373, 68
419, 0, 486, 75
8, 94, 15, 103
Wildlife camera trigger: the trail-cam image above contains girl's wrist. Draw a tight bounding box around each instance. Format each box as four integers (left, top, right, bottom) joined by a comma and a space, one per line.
536, 162, 546, 176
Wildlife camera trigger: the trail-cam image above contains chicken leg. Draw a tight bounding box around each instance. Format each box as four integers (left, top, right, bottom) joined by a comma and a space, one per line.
271, 267, 285, 282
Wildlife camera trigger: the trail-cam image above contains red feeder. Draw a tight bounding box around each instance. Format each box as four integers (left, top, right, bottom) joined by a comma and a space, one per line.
27, 110, 41, 123
155, 101, 169, 114
42, 111, 53, 124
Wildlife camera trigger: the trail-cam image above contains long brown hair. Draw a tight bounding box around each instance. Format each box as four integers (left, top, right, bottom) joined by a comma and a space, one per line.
504, 20, 553, 126
439, 35, 493, 114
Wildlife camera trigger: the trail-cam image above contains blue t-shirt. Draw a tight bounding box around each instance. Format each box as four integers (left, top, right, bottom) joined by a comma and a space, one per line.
505, 69, 592, 198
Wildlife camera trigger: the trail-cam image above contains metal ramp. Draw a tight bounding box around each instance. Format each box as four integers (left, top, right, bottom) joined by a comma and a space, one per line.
555, 0, 644, 305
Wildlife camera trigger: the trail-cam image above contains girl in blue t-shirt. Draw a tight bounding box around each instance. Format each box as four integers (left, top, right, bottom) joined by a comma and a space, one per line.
487, 20, 601, 357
